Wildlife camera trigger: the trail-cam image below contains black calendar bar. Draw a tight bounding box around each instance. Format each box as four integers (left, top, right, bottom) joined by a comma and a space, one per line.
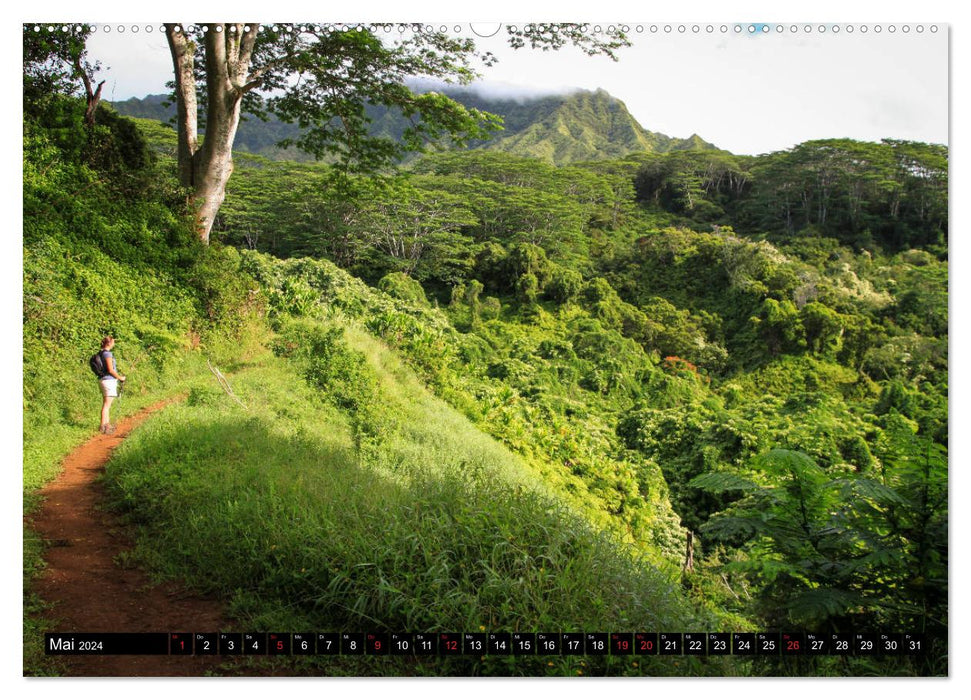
43, 631, 929, 656
45, 633, 169, 655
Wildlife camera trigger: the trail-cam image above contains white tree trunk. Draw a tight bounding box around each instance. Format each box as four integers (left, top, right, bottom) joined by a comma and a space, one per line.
165, 23, 258, 244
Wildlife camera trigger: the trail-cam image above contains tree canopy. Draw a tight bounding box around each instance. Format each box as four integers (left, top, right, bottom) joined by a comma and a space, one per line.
159, 22, 629, 242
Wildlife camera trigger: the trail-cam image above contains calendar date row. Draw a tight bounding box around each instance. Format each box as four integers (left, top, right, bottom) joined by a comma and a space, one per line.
46, 632, 925, 656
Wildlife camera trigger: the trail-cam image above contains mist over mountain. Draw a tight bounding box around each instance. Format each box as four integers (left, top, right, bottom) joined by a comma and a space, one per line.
406, 77, 578, 103
109, 86, 717, 165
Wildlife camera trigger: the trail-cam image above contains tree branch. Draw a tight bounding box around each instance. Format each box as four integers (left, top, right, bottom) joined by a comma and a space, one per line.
165, 24, 199, 187
236, 23, 259, 79
72, 54, 93, 97
204, 24, 231, 97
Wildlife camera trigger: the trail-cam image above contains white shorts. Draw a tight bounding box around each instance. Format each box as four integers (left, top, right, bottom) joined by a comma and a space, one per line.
99, 378, 119, 398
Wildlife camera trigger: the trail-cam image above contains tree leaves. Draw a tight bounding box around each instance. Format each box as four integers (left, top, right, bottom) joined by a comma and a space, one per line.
688, 471, 759, 493
690, 444, 946, 635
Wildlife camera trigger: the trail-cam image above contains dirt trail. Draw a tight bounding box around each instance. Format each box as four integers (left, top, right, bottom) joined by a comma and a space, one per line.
28, 399, 232, 676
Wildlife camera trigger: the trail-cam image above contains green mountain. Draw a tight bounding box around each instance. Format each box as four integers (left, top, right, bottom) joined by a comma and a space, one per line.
109, 87, 717, 165
457, 87, 716, 162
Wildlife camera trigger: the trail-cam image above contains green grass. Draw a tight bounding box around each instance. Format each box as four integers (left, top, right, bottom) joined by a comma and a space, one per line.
240, 252, 689, 564
21, 351, 255, 676
101, 325, 729, 676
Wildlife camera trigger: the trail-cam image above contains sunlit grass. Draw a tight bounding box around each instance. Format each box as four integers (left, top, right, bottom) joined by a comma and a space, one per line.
102, 325, 718, 675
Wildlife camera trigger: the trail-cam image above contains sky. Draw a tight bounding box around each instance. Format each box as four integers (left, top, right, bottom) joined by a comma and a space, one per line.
81, 21, 948, 156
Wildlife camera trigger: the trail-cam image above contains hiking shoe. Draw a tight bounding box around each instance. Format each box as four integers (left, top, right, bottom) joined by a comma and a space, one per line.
103, 424, 116, 435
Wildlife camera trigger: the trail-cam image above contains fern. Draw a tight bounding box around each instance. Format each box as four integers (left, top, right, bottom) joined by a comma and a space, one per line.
688, 471, 759, 493
787, 588, 861, 625
692, 445, 946, 641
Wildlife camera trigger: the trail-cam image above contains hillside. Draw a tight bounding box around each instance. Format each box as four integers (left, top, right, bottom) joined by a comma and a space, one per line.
25, 87, 947, 678
24, 93, 719, 677
109, 87, 717, 165
458, 88, 715, 162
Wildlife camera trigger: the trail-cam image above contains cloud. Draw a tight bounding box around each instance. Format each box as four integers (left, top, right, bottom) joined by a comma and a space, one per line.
407, 77, 577, 103
862, 92, 934, 137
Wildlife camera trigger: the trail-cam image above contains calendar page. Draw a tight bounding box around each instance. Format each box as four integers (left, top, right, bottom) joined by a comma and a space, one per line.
22, 10, 949, 682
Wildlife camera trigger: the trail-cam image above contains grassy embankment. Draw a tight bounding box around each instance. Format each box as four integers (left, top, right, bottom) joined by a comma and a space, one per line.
22, 112, 262, 673
102, 313, 730, 676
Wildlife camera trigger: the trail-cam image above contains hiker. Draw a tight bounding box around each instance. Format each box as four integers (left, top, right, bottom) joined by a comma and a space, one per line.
93, 336, 126, 435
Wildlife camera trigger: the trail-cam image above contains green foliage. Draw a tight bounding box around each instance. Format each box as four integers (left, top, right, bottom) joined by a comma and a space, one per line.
506, 242, 553, 288
22, 103, 271, 674
23, 106, 269, 489
630, 139, 947, 253
634, 150, 749, 221
378, 272, 430, 306
197, 140, 949, 677
23, 24, 95, 109
272, 320, 378, 433
545, 266, 583, 304
474, 241, 509, 291
691, 443, 946, 673
875, 380, 918, 418
479, 296, 502, 321
243, 252, 688, 562
800, 302, 844, 357
740, 139, 947, 251
267, 277, 318, 317
100, 338, 716, 676
460, 88, 718, 164
753, 298, 804, 356
182, 245, 264, 349
515, 272, 540, 304
24, 84, 947, 677
116, 86, 716, 167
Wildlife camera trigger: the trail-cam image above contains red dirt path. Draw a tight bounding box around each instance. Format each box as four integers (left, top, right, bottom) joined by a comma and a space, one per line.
28, 399, 233, 676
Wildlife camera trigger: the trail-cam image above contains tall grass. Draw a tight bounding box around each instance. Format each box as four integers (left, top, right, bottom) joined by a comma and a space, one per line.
240, 251, 690, 565
103, 322, 726, 676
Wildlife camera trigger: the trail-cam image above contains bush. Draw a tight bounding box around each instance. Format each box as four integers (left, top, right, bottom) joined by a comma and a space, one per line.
268, 277, 318, 317
480, 296, 502, 321
273, 320, 377, 415
545, 266, 583, 304
581, 277, 616, 305
506, 243, 552, 290
515, 272, 539, 304
473, 241, 509, 292
377, 272, 429, 306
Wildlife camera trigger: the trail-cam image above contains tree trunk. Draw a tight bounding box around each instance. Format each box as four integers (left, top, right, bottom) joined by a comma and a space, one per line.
73, 55, 104, 127
165, 25, 199, 190
165, 23, 258, 244
84, 81, 104, 127
683, 531, 694, 572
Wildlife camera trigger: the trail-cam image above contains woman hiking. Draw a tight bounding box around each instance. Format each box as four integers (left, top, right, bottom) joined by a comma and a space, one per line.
94, 336, 126, 435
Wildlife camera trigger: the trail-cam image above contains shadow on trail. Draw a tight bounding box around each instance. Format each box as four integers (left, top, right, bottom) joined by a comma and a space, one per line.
27, 398, 234, 676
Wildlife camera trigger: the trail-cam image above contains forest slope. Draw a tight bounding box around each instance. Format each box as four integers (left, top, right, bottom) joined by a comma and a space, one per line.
24, 94, 947, 677
24, 96, 722, 677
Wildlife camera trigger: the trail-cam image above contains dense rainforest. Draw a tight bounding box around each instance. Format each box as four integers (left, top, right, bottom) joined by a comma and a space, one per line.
24, 67, 947, 676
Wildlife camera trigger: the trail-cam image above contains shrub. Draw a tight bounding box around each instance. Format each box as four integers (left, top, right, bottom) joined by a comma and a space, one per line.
269, 277, 318, 317
506, 242, 552, 289
515, 272, 539, 304
480, 296, 502, 321
545, 266, 583, 304
377, 272, 429, 306
273, 321, 377, 415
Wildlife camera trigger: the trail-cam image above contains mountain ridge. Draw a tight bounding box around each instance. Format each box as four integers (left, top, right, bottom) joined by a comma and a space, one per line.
109, 86, 719, 165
